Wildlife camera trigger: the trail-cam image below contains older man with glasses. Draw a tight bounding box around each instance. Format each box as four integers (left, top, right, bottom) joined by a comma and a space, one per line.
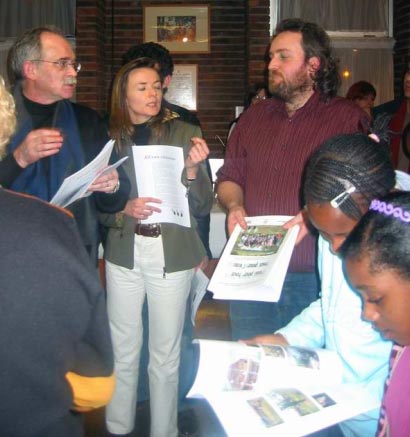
0, 25, 129, 264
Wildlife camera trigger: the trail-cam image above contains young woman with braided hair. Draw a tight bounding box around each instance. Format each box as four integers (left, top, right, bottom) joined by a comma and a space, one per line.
244, 131, 410, 436
341, 192, 410, 437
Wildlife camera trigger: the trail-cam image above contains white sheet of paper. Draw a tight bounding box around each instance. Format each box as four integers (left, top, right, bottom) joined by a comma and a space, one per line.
208, 216, 299, 302
188, 340, 378, 437
132, 145, 190, 227
190, 269, 210, 325
50, 139, 127, 208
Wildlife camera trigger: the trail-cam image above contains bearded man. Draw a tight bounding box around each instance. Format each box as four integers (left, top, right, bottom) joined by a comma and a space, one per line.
216, 18, 369, 340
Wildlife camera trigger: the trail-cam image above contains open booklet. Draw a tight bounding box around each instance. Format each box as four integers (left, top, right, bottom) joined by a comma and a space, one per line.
208, 216, 299, 302
50, 139, 128, 208
188, 340, 379, 437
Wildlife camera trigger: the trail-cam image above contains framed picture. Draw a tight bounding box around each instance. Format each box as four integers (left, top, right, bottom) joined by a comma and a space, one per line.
166, 64, 198, 111
143, 4, 210, 53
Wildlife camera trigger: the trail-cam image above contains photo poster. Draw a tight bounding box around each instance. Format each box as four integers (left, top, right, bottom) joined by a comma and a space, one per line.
188, 340, 342, 398
132, 145, 190, 227
188, 340, 379, 437
208, 216, 299, 302
157, 15, 197, 44
144, 5, 210, 53
166, 64, 197, 111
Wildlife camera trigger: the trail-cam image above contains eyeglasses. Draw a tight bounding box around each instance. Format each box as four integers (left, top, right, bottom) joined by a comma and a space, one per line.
30, 59, 81, 73
253, 95, 267, 100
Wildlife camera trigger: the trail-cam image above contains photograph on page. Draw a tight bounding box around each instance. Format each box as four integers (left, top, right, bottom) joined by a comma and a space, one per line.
208, 216, 299, 302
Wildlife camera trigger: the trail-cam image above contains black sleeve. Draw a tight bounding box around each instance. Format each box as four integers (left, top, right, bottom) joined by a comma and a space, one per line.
0, 153, 24, 187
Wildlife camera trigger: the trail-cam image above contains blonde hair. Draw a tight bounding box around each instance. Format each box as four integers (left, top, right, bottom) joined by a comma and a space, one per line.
0, 76, 16, 156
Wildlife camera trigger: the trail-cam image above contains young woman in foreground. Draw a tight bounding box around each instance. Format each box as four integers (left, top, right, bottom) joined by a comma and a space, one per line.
341, 192, 410, 437
246, 131, 410, 435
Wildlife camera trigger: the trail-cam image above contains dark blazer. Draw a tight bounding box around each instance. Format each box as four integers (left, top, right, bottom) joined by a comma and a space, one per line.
1, 85, 130, 264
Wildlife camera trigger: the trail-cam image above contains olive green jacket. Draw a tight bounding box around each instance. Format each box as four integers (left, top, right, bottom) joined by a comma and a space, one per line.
100, 115, 213, 273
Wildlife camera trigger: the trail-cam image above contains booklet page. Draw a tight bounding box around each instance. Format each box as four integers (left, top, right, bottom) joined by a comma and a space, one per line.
50, 140, 127, 208
188, 340, 378, 437
208, 216, 299, 302
132, 145, 190, 227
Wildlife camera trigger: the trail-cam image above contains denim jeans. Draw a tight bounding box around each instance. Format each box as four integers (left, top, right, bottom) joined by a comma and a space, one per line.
229, 271, 320, 340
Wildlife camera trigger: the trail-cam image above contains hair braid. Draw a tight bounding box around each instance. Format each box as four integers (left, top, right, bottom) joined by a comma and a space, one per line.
304, 132, 396, 220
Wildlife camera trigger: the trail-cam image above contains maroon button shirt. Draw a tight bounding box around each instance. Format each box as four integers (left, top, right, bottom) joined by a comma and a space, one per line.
218, 91, 369, 272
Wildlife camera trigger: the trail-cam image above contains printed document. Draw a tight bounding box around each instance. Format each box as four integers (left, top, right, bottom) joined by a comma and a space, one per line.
188, 340, 379, 437
132, 145, 190, 227
208, 216, 298, 302
50, 139, 127, 208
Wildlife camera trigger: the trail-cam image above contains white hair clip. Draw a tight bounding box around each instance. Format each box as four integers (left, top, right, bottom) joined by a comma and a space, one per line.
330, 185, 356, 208
368, 133, 380, 143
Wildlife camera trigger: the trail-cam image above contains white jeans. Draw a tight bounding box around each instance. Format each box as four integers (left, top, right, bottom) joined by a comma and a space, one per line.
105, 235, 193, 437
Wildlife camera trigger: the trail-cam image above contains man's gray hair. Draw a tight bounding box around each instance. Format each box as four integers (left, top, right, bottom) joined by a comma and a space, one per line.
8, 25, 64, 84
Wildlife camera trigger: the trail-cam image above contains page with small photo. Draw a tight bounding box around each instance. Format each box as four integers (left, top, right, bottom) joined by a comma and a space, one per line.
208, 216, 299, 302
207, 382, 378, 437
188, 340, 341, 398
188, 340, 378, 436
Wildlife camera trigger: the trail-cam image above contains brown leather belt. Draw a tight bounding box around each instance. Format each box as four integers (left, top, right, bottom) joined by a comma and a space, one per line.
135, 223, 161, 238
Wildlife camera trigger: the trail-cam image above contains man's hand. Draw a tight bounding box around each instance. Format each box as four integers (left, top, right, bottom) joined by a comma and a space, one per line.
185, 137, 209, 180
13, 128, 63, 168
283, 210, 309, 245
240, 333, 289, 346
216, 181, 246, 234
227, 205, 247, 235
88, 169, 120, 194
123, 197, 162, 220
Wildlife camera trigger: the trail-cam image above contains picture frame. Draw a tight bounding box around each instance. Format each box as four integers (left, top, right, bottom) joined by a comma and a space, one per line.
143, 4, 210, 53
165, 64, 198, 111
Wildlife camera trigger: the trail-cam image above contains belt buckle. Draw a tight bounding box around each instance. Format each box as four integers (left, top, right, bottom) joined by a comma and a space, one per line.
148, 224, 161, 238
136, 223, 161, 238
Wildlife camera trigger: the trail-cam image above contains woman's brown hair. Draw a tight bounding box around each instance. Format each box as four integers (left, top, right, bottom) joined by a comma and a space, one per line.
109, 57, 165, 150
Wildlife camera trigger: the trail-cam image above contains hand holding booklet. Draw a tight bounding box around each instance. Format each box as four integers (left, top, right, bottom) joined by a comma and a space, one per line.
188, 340, 379, 436
50, 140, 128, 208
208, 216, 299, 302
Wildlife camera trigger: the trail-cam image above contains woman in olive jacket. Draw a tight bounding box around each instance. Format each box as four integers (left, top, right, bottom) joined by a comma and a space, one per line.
101, 58, 213, 437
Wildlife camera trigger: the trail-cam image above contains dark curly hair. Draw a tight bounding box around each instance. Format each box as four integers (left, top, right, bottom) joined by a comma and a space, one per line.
341, 191, 410, 281
275, 18, 340, 100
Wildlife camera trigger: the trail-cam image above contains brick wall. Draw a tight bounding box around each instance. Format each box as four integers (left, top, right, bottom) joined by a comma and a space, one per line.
247, 1, 271, 88
76, 2, 410, 152
393, 0, 410, 97
76, 0, 271, 156
76, 0, 106, 112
